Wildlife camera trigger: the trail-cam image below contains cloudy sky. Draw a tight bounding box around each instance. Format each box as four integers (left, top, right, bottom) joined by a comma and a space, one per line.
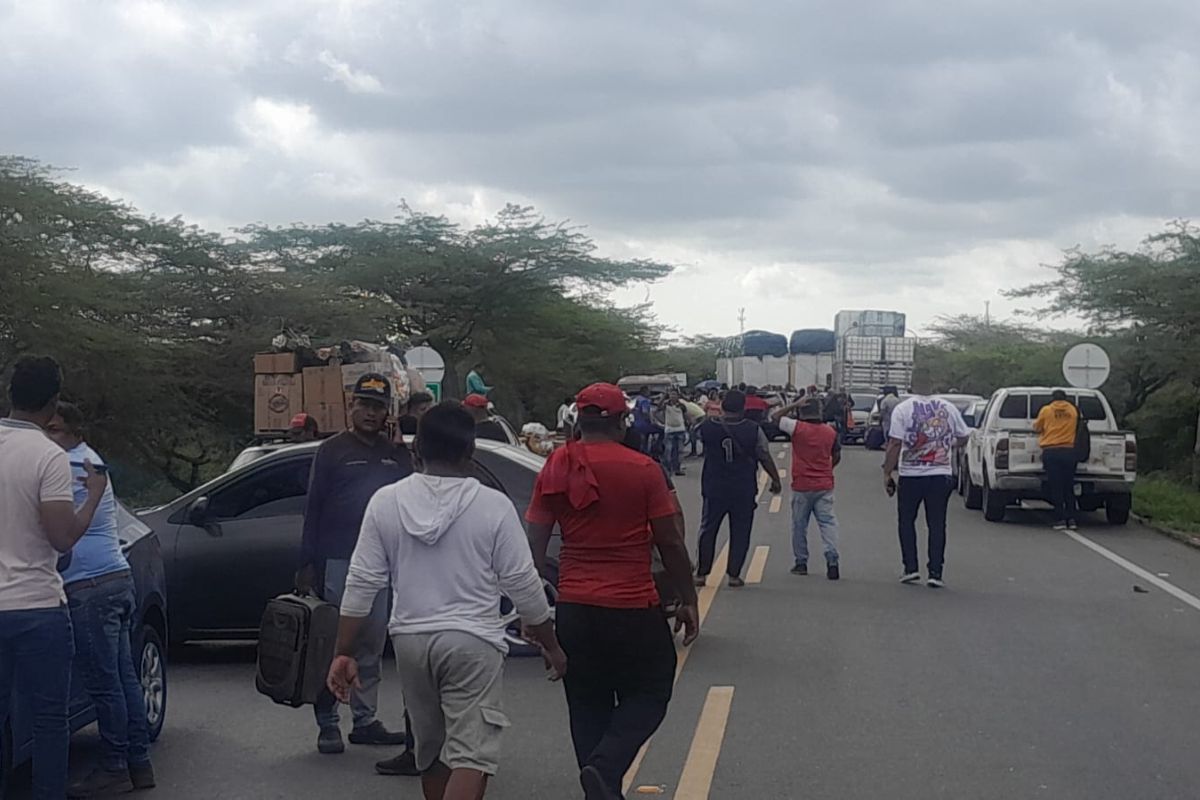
3, 0, 1198, 339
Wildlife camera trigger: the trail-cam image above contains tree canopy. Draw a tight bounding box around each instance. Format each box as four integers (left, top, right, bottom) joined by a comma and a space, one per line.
0, 158, 706, 500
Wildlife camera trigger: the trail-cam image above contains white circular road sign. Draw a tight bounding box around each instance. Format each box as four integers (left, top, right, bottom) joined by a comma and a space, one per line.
1062, 343, 1111, 389
404, 346, 446, 383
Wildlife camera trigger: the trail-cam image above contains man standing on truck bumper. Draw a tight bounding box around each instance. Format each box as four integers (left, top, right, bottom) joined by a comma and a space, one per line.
1035, 389, 1081, 530
883, 394, 970, 588
297, 373, 415, 765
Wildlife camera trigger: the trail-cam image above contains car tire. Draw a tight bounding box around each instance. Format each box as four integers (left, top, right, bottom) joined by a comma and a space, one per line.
964, 470, 983, 510
138, 625, 168, 742
504, 560, 559, 658
982, 472, 1007, 522
1105, 495, 1132, 526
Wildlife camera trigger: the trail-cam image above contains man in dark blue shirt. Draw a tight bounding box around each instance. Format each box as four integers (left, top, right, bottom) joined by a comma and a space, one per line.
695, 391, 782, 588
297, 373, 414, 763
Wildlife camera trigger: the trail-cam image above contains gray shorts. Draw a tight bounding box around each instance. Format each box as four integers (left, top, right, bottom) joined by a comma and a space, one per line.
392, 630, 509, 775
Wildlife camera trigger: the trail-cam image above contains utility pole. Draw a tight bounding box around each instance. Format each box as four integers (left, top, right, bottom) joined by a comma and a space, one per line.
984, 301, 991, 328
738, 307, 746, 334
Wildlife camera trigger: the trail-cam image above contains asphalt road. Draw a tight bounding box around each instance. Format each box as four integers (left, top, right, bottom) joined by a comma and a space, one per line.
16, 445, 1200, 799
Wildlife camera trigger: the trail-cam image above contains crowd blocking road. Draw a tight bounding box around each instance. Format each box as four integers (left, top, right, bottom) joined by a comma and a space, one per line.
19, 445, 1200, 800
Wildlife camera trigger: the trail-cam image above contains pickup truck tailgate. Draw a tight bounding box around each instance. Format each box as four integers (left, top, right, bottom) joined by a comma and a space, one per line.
1006, 432, 1128, 476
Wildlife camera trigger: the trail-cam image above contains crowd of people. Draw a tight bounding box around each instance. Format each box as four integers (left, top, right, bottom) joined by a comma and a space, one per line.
2, 351, 976, 800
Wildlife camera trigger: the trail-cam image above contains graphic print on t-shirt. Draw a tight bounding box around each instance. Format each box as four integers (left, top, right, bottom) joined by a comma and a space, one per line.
902, 399, 955, 470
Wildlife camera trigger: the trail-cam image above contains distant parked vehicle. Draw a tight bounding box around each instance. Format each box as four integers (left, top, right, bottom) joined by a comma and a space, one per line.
962, 387, 1136, 524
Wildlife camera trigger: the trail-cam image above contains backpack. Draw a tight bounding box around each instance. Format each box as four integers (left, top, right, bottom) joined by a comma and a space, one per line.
1073, 411, 1091, 464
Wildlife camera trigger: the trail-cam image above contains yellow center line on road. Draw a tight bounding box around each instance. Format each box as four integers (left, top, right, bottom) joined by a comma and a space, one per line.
768, 495, 783, 514
744, 546, 770, 583
755, 471, 769, 501
778, 468, 787, 479
674, 686, 736, 800
622, 543, 729, 794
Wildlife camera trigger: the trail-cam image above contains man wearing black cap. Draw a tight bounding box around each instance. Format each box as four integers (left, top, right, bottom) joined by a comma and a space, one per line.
297, 374, 415, 763
695, 390, 782, 587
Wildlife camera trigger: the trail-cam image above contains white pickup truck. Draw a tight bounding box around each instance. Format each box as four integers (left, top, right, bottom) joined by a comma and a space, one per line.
962, 387, 1137, 524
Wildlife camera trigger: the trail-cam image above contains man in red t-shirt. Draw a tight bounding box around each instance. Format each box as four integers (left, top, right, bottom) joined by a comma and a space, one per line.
771, 397, 842, 580
527, 383, 699, 800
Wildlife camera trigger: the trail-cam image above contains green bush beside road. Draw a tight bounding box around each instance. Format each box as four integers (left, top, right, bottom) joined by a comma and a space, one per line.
1133, 476, 1200, 534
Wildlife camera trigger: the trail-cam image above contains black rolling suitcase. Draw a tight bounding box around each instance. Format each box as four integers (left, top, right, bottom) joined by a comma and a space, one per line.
255, 592, 339, 707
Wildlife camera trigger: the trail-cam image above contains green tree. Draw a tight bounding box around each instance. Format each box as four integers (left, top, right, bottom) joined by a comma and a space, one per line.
1010, 222, 1200, 482
239, 204, 674, 402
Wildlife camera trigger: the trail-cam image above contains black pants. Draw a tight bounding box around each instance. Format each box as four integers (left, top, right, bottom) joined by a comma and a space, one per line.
696, 492, 757, 578
1043, 447, 1078, 523
556, 603, 677, 796
897, 475, 954, 577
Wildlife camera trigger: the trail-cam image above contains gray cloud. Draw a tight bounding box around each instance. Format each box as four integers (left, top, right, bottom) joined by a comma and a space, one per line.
2, 0, 1198, 336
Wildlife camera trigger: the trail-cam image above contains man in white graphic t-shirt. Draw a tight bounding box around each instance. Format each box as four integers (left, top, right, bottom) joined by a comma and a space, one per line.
882, 390, 970, 588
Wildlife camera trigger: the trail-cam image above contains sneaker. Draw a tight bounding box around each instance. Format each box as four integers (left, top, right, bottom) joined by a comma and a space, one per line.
349, 720, 408, 746
827, 563, 840, 581
581, 765, 620, 800
693, 575, 708, 587
318, 726, 345, 754
927, 576, 945, 589
727, 576, 745, 588
375, 749, 420, 776
900, 571, 921, 584
129, 762, 157, 790
1052, 521, 1068, 531
791, 562, 808, 576
1067, 519, 1078, 530
68, 767, 134, 798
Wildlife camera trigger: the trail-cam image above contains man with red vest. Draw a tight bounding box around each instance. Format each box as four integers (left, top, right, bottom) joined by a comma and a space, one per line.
771, 397, 842, 580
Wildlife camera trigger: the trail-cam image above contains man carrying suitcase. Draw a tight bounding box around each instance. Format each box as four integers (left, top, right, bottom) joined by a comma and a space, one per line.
297, 373, 414, 763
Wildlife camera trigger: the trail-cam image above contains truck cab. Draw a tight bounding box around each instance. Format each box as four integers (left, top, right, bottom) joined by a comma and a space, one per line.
963, 387, 1136, 524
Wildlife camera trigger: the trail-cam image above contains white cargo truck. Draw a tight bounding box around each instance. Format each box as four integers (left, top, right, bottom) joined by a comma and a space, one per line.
833, 333, 915, 393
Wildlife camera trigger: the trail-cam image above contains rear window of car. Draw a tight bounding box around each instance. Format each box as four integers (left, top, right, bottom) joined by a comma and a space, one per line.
1029, 393, 1108, 421
998, 394, 1028, 418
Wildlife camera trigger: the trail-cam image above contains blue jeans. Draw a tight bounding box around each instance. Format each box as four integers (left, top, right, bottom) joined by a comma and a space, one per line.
66, 573, 151, 771
665, 432, 687, 475
791, 490, 840, 566
314, 558, 397, 733
0, 605, 74, 800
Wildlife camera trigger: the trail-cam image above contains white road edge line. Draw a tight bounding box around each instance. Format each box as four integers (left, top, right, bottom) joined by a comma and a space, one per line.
1063, 529, 1200, 612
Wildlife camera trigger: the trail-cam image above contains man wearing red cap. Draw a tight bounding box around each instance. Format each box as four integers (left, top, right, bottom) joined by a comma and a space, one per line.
463, 394, 508, 443
289, 412, 319, 443
526, 383, 699, 800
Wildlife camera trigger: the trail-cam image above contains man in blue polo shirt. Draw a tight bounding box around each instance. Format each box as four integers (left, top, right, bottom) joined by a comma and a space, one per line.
45, 402, 156, 797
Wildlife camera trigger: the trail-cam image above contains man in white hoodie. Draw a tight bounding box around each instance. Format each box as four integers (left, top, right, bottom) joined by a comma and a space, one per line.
328, 402, 565, 800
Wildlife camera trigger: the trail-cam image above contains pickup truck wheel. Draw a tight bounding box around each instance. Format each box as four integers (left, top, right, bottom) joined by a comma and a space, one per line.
964, 471, 983, 510
1105, 495, 1132, 525
982, 472, 1007, 522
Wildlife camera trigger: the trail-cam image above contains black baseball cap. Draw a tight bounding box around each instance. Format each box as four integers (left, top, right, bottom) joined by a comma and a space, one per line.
352, 373, 392, 404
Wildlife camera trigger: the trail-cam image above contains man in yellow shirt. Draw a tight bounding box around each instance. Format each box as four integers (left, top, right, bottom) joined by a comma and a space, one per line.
1034, 390, 1080, 530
